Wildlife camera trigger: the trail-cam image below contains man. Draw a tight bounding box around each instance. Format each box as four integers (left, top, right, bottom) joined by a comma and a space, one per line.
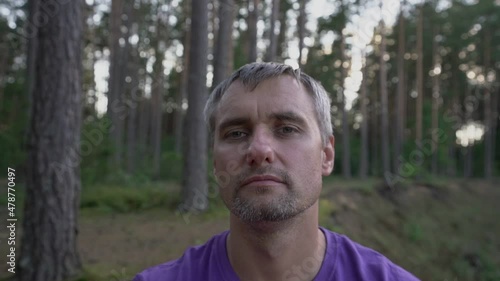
133, 62, 420, 281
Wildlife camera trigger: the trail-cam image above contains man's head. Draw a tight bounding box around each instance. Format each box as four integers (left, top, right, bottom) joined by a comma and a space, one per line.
205, 62, 335, 223
205, 62, 333, 145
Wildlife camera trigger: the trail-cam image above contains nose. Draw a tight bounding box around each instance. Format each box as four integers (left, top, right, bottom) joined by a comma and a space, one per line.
246, 127, 275, 166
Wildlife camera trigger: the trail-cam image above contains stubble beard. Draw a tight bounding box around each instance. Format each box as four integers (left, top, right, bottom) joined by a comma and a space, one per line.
225, 168, 316, 223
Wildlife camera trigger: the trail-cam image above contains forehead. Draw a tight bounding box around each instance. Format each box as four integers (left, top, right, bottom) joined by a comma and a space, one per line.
214, 76, 316, 125
221, 75, 307, 103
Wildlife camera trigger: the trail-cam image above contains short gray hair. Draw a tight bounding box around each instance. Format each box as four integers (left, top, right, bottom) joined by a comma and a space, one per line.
204, 62, 333, 144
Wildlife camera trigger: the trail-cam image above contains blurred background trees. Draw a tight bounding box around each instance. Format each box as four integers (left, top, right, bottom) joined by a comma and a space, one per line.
0, 0, 499, 280
0, 0, 499, 208
18, 0, 83, 280
0, 0, 500, 199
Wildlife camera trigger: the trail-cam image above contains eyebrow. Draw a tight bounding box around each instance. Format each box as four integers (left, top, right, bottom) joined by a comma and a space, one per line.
217, 111, 308, 133
217, 117, 251, 133
268, 111, 308, 127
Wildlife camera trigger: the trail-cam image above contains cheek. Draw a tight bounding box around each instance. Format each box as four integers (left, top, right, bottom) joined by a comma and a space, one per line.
213, 144, 229, 169
213, 146, 245, 189
214, 146, 242, 172
289, 145, 324, 185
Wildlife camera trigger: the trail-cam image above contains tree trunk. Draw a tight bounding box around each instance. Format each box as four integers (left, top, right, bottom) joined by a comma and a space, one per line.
0, 43, 8, 111
369, 100, 380, 176
212, 0, 235, 89
19, 0, 83, 280
395, 4, 406, 174
379, 19, 390, 177
431, 27, 440, 175
359, 54, 369, 179
247, 0, 259, 62
416, 4, 424, 151
464, 86, 474, 178
174, 0, 191, 155
126, 4, 139, 174
297, 0, 306, 66
340, 33, 351, 178
277, 0, 290, 61
138, 97, 150, 167
266, 0, 280, 62
483, 26, 492, 178
25, 0, 40, 124
126, 77, 138, 174
446, 80, 460, 177
371, 76, 379, 176
126, 49, 140, 174
181, 0, 209, 212
151, 2, 170, 179
491, 85, 499, 174
108, 0, 125, 167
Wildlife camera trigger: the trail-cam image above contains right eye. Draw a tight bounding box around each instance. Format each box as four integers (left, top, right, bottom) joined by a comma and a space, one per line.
225, 130, 248, 140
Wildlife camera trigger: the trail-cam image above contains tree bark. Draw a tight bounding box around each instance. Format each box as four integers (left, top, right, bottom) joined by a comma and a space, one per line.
19, 0, 83, 280
212, 0, 235, 89
247, 0, 259, 62
0, 43, 8, 111
340, 33, 351, 178
395, 4, 406, 174
483, 26, 492, 178
297, 0, 307, 66
416, 4, 424, 150
181, 0, 209, 212
108, 0, 126, 167
371, 76, 379, 176
277, 0, 290, 61
265, 0, 280, 62
25, 0, 40, 124
126, 47, 140, 173
137, 97, 150, 167
126, 70, 138, 174
464, 85, 474, 178
126, 4, 139, 174
151, 2, 170, 179
431, 27, 440, 175
446, 76, 460, 177
491, 85, 499, 174
379, 20, 390, 177
359, 54, 369, 179
174, 0, 191, 155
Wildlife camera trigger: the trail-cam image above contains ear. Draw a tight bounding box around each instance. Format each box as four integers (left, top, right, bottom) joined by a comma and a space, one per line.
322, 135, 335, 176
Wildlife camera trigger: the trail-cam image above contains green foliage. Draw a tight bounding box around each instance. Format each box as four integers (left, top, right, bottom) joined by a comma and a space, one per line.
159, 150, 183, 181
451, 253, 500, 281
319, 198, 340, 231
0, 74, 28, 173
79, 117, 186, 185
80, 117, 114, 185
199, 186, 229, 220
403, 221, 424, 242
80, 183, 176, 213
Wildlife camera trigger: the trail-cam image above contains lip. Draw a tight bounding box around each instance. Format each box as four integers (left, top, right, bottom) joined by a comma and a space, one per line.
241, 175, 284, 187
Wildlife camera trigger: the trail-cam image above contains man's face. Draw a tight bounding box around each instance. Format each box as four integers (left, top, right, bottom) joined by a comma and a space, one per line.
212, 76, 335, 223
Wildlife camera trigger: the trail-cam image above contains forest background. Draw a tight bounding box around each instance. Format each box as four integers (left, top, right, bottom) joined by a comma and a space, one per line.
0, 0, 499, 280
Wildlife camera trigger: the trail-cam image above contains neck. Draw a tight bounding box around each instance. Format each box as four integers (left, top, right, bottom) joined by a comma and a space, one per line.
226, 201, 326, 281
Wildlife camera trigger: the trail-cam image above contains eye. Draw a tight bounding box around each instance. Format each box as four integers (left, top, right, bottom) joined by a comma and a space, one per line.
225, 130, 248, 140
277, 126, 299, 135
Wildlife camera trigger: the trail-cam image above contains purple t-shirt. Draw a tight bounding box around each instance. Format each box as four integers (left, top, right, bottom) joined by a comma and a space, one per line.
133, 227, 420, 281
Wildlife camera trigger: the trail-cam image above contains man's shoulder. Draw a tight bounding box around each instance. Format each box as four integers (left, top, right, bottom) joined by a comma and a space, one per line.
322, 228, 420, 281
132, 231, 228, 281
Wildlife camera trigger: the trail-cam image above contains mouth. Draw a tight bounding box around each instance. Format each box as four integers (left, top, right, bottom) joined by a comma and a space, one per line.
241, 175, 285, 187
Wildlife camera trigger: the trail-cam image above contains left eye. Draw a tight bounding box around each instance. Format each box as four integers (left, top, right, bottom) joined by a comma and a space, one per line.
277, 126, 297, 134
226, 131, 248, 139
